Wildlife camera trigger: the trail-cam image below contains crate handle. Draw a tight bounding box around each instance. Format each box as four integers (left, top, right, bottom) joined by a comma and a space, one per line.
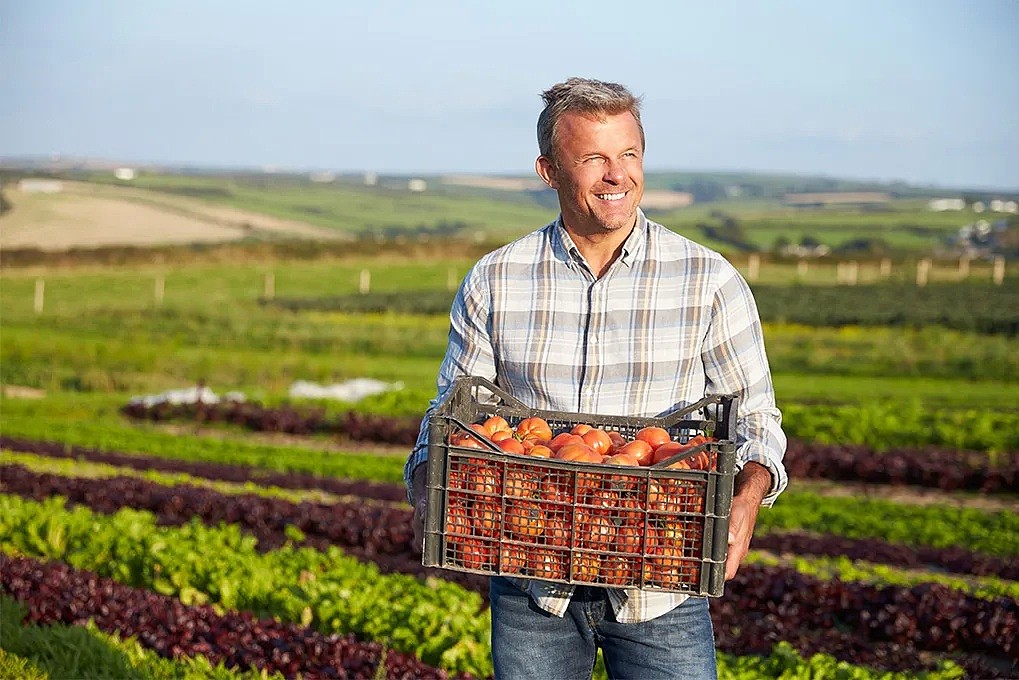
656, 394, 728, 426
460, 376, 530, 409
657, 394, 738, 443
444, 415, 505, 453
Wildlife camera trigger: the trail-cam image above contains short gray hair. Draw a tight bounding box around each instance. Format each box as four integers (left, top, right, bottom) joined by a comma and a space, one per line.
537, 77, 644, 164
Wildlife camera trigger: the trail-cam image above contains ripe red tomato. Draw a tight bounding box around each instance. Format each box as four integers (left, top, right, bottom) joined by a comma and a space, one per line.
471, 499, 501, 537
653, 480, 704, 514
496, 437, 526, 455
606, 430, 627, 451
499, 544, 528, 574
652, 435, 714, 466
515, 416, 553, 443
554, 443, 600, 463
615, 440, 655, 465
635, 427, 671, 450
461, 538, 495, 570
642, 523, 687, 588
467, 462, 501, 495
491, 429, 515, 443
542, 515, 572, 548
539, 472, 575, 505
581, 429, 613, 455
529, 548, 566, 580
482, 415, 512, 437
576, 510, 615, 551
613, 520, 643, 555
603, 452, 640, 467
445, 502, 470, 537
527, 444, 553, 458
450, 430, 486, 449
504, 500, 546, 539
548, 432, 584, 452
600, 554, 633, 586
570, 551, 601, 582
651, 441, 688, 466
504, 466, 540, 498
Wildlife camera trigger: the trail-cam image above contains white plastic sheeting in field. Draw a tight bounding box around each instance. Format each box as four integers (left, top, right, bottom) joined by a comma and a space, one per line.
288, 378, 403, 402
128, 386, 247, 408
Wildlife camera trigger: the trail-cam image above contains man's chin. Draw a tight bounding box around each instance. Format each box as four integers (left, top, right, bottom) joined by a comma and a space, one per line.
595, 206, 639, 232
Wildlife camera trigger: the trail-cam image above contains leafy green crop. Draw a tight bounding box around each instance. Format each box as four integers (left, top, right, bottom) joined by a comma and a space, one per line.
760, 490, 1019, 557
0, 495, 493, 678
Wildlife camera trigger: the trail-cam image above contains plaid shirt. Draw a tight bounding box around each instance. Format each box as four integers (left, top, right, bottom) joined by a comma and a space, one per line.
405, 210, 787, 622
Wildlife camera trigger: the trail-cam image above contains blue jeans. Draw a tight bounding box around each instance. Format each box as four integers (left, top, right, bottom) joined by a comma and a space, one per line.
490, 576, 717, 680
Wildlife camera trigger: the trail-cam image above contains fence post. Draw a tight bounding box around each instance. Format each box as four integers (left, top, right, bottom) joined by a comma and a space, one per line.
264, 272, 275, 300
916, 258, 931, 286
846, 260, 858, 286
155, 274, 165, 306
993, 256, 1006, 285
747, 254, 760, 282
958, 255, 970, 279
359, 269, 371, 294
880, 258, 892, 278
796, 259, 808, 279
34, 279, 45, 314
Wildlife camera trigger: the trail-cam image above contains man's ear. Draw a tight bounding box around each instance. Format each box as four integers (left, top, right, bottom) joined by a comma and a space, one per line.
535, 156, 558, 190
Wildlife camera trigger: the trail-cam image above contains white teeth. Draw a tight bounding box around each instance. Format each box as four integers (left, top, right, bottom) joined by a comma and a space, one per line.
597, 192, 626, 201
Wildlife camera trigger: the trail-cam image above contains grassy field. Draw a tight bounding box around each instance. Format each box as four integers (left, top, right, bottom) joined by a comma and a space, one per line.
2, 254, 1016, 412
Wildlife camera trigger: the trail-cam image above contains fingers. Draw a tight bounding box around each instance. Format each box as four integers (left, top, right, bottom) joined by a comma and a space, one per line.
725, 517, 749, 580
411, 498, 427, 555
724, 532, 742, 581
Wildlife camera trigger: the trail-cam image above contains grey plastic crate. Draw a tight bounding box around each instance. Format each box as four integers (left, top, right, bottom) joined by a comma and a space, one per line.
422, 376, 738, 597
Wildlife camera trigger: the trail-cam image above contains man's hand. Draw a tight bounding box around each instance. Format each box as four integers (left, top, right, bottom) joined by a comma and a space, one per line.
410, 464, 428, 555
725, 461, 771, 580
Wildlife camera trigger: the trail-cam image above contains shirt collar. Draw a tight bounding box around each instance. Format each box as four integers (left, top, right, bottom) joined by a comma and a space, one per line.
551, 209, 648, 270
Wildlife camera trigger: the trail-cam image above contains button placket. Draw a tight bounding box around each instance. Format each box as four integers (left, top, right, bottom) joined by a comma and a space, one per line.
583, 281, 606, 410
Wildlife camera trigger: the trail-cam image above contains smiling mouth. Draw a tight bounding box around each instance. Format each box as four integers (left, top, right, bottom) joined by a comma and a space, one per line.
596, 192, 627, 201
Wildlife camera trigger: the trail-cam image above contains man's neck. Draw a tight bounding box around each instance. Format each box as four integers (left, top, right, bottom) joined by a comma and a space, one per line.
563, 217, 637, 279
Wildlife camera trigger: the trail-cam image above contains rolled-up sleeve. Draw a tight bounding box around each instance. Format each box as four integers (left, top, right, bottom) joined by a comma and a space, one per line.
404, 268, 497, 504
701, 264, 788, 506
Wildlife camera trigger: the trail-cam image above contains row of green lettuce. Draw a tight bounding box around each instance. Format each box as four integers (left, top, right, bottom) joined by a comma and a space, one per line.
4, 449, 1016, 601
1, 495, 967, 679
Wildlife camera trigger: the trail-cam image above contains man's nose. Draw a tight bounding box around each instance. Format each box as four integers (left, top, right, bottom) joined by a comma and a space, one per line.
603, 159, 625, 184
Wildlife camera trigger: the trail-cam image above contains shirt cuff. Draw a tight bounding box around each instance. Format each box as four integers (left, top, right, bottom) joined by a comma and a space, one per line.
735, 445, 787, 507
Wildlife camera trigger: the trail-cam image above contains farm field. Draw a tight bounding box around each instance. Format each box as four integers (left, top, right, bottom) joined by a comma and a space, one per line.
7, 170, 1008, 255
1, 176, 1017, 678
0, 180, 342, 251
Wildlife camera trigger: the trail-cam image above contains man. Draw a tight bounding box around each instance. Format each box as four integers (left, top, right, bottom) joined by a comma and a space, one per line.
406, 77, 787, 679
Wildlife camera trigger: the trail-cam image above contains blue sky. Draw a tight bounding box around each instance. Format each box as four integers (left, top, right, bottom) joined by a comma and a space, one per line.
2, 0, 1017, 189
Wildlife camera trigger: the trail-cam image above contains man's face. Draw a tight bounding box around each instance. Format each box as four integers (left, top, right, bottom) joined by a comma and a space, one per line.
538, 110, 645, 237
